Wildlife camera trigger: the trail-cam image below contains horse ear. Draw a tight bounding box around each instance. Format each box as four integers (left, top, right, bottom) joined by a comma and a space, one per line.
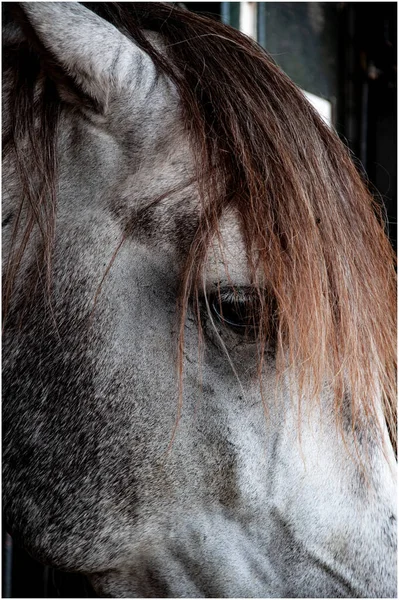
17, 2, 151, 112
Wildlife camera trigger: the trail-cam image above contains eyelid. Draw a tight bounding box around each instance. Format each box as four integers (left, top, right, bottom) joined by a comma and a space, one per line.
211, 286, 260, 303
216, 290, 251, 305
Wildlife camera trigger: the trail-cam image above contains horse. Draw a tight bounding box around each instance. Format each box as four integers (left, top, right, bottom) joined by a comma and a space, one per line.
2, 2, 397, 597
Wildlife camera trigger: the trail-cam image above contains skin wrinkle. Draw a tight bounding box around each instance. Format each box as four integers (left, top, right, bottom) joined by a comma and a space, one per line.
2, 2, 397, 598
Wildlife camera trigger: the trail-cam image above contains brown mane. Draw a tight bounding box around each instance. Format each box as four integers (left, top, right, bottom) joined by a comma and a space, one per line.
3, 2, 396, 448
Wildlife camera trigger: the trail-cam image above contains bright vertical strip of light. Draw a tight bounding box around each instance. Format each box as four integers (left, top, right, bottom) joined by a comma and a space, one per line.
240, 2, 257, 40
302, 90, 332, 127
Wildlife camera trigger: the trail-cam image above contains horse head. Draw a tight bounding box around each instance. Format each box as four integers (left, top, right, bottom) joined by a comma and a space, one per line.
3, 3, 396, 597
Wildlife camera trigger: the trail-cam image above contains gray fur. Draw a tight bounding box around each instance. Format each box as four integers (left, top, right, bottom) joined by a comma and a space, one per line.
3, 3, 396, 597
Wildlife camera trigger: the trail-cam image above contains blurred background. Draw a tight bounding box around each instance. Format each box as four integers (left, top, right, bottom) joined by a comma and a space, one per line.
3, 2, 397, 597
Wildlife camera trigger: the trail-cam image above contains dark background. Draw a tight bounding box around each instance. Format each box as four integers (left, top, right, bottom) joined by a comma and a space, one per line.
3, 2, 396, 597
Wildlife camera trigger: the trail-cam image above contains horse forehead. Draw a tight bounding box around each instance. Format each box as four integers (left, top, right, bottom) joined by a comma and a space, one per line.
206, 213, 249, 285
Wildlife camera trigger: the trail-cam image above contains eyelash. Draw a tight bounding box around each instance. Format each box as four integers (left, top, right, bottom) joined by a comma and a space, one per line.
202, 286, 278, 345
208, 287, 261, 335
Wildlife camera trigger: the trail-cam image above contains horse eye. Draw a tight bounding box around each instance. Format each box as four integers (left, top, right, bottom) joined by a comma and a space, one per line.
209, 289, 260, 336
